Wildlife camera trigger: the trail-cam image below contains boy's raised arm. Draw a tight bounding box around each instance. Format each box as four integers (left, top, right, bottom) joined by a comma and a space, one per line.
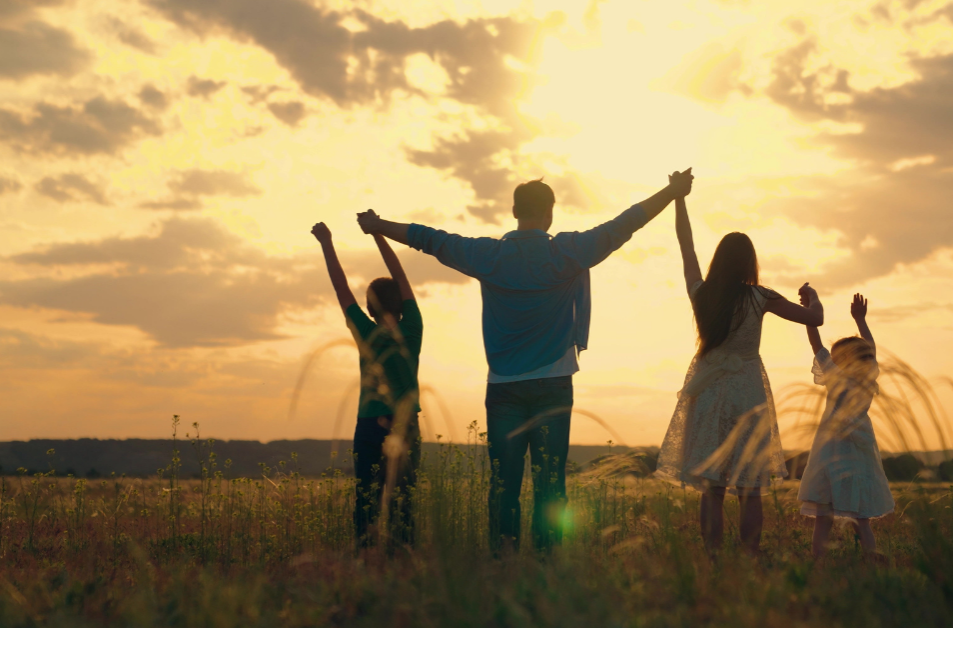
374, 233, 414, 301
311, 222, 356, 313
852, 293, 875, 348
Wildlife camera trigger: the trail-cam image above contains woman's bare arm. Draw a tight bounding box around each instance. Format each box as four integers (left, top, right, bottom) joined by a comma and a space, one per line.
375, 234, 414, 301
675, 197, 703, 292
765, 282, 823, 326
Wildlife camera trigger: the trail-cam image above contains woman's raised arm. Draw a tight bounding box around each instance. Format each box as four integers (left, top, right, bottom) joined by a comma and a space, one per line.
675, 196, 703, 293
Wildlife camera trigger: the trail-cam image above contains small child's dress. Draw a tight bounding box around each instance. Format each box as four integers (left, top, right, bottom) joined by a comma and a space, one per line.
656, 281, 788, 493
797, 347, 894, 519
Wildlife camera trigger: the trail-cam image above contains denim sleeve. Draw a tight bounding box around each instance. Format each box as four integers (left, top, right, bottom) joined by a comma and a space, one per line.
552, 204, 648, 270
406, 223, 500, 279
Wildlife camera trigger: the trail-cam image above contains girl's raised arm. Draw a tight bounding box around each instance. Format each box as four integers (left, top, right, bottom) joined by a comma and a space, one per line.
800, 287, 824, 354
806, 326, 823, 355
374, 234, 414, 301
852, 293, 875, 349
675, 196, 702, 293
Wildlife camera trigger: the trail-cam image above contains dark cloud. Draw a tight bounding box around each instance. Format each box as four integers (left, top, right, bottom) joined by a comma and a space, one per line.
139, 169, 261, 211
764, 37, 850, 122
186, 75, 226, 98
868, 301, 953, 324
240, 84, 282, 105
2, 218, 469, 347
0, 327, 100, 370
104, 15, 158, 54
139, 197, 202, 211
0, 95, 161, 156
139, 84, 169, 109
762, 39, 953, 287
0, 1, 65, 19
2, 218, 328, 347
405, 130, 598, 224
0, 175, 21, 195
0, 16, 89, 80
169, 169, 260, 197
267, 101, 306, 127
148, 0, 539, 110
148, 0, 353, 101
35, 173, 109, 205
146, 0, 545, 221
406, 127, 528, 224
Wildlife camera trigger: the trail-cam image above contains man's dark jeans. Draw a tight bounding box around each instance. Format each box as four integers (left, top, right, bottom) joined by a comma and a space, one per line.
353, 414, 420, 547
486, 376, 573, 551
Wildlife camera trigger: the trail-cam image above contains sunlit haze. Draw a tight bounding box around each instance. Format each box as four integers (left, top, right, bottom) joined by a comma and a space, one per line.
2, 0, 952, 447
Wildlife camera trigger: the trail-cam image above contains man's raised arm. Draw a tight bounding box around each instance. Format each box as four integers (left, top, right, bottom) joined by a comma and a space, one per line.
639, 168, 693, 222
560, 169, 695, 269
357, 209, 498, 280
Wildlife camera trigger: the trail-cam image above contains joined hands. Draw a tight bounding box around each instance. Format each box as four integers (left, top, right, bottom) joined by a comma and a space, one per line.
798, 282, 818, 306
669, 168, 694, 198
357, 209, 383, 234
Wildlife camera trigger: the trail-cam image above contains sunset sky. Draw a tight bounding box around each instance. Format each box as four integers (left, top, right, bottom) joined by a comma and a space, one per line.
2, 0, 953, 448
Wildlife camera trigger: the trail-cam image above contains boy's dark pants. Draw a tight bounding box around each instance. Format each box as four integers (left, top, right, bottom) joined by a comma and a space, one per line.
353, 414, 421, 546
485, 376, 573, 552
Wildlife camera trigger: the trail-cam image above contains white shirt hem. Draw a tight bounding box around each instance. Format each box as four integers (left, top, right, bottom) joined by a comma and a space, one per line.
487, 347, 579, 384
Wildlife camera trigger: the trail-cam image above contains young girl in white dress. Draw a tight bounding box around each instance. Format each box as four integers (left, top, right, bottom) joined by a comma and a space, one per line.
655, 173, 825, 552
797, 293, 894, 558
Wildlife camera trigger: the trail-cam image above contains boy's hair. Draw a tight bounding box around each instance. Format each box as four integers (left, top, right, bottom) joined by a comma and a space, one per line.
367, 277, 403, 321
831, 336, 875, 366
513, 178, 555, 219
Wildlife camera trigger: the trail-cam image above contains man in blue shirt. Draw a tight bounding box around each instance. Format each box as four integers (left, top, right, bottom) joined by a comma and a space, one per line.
357, 169, 694, 551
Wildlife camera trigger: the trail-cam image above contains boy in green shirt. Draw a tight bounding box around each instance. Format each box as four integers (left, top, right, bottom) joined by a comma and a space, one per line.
311, 222, 423, 547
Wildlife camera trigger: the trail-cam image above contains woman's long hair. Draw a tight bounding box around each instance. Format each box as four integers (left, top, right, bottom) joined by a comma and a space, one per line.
694, 232, 763, 356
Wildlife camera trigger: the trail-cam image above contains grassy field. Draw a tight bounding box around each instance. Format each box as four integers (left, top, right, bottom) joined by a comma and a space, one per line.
0, 429, 951, 628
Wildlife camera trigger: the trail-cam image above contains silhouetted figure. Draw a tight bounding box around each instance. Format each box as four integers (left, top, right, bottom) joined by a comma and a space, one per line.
655, 178, 824, 553
798, 293, 893, 559
311, 223, 423, 547
357, 170, 694, 552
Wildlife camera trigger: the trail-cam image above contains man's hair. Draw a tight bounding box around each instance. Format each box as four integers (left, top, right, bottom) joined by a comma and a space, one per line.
366, 277, 403, 321
513, 178, 555, 219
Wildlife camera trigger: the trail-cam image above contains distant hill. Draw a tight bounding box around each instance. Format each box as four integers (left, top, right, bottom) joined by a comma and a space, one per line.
2, 439, 949, 482
0, 438, 653, 478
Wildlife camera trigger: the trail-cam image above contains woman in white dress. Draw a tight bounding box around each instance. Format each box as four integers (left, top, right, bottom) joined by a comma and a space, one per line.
655, 174, 824, 552
797, 293, 894, 558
